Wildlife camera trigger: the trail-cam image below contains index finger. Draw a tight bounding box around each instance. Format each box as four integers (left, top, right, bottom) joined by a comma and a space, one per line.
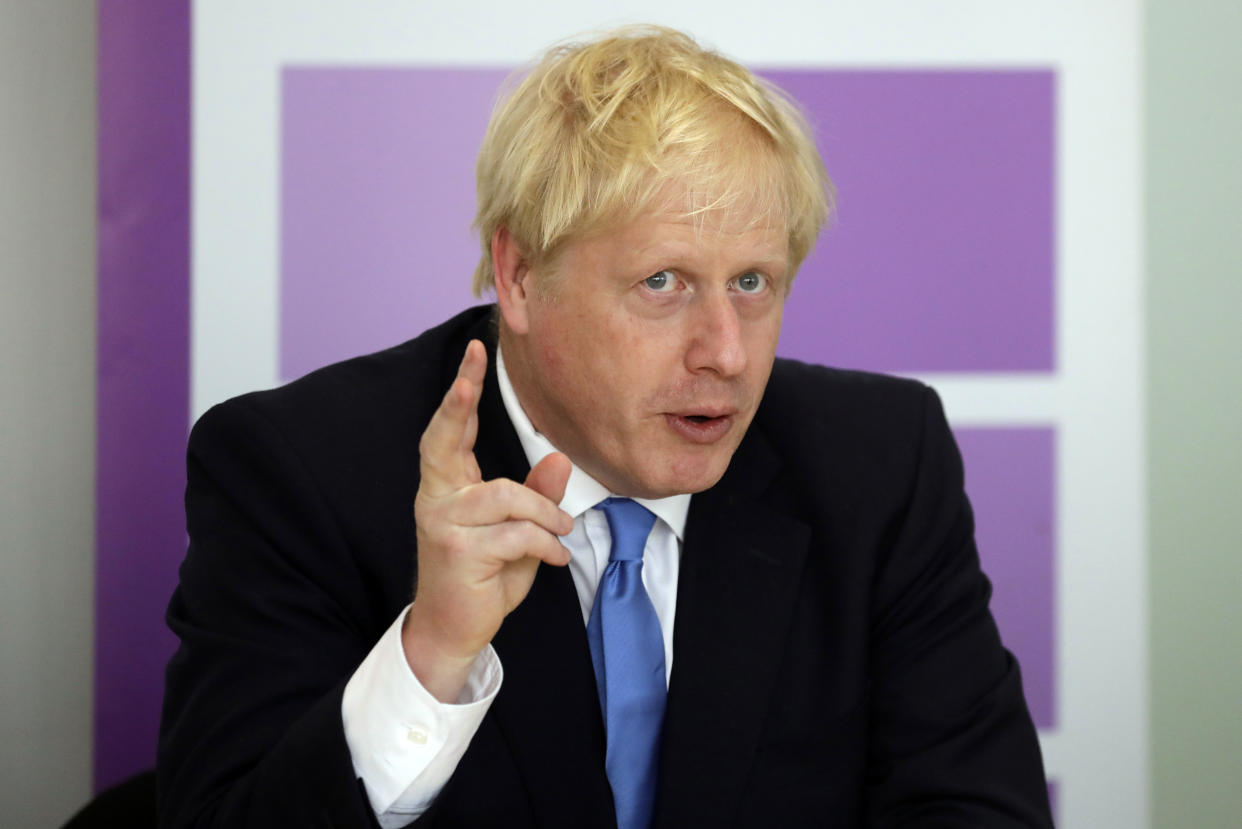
418, 340, 487, 495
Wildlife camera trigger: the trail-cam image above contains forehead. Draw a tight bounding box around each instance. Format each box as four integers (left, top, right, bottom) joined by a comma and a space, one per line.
654, 148, 788, 221
626, 177, 789, 247
644, 177, 788, 236
637, 209, 785, 255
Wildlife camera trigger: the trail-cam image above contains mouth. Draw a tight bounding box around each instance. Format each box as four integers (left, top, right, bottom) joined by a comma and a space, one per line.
664, 411, 735, 444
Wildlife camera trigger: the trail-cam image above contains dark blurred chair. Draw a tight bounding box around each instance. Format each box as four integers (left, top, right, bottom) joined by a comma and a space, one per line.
61, 770, 156, 829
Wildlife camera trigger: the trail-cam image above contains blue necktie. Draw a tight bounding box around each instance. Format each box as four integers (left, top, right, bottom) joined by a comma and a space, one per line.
586, 498, 665, 829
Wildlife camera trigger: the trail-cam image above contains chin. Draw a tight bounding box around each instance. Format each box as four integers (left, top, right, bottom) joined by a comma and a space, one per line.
638, 455, 732, 498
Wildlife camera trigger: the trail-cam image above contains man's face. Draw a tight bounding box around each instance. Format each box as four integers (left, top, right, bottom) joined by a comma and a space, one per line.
501, 206, 789, 499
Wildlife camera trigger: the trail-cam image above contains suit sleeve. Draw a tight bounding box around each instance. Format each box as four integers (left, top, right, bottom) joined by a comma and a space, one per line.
864, 387, 1054, 827
158, 398, 390, 828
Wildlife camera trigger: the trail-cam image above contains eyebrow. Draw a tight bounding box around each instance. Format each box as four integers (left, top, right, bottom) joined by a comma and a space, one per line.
745, 252, 789, 268
632, 240, 789, 269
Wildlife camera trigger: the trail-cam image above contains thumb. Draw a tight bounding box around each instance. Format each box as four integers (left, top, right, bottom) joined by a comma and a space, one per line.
524, 452, 571, 506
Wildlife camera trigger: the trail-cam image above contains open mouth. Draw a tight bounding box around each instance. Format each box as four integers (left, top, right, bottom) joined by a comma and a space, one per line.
665, 412, 734, 444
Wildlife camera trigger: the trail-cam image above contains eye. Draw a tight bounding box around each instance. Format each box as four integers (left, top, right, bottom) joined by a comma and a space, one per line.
643, 270, 677, 292
734, 272, 767, 293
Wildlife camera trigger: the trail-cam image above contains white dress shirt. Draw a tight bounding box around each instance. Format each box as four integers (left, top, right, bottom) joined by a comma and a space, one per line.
341, 346, 689, 827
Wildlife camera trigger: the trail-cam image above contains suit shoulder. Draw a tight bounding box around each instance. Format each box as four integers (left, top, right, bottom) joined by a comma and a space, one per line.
747, 359, 959, 535
763, 357, 932, 429
754, 358, 948, 483
191, 305, 493, 450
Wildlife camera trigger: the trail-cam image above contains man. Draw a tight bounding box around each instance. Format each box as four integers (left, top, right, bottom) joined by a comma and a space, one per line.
158, 26, 1052, 828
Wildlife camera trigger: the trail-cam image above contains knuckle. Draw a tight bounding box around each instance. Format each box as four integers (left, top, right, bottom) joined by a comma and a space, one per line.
413, 488, 446, 517
440, 527, 471, 560
413, 491, 433, 519
486, 477, 511, 497
417, 451, 444, 480
460, 481, 490, 512
522, 520, 554, 549
497, 480, 521, 509
466, 478, 514, 516
513, 519, 541, 542
495, 520, 534, 553
418, 425, 443, 456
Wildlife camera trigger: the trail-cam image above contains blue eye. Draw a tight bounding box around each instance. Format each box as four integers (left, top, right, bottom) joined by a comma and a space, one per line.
644, 271, 676, 292
735, 272, 766, 293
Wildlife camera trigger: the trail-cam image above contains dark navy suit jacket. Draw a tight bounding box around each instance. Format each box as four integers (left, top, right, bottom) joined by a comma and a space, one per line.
158, 305, 1052, 827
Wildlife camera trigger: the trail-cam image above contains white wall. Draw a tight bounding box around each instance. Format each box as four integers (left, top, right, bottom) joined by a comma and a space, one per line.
0, 2, 97, 825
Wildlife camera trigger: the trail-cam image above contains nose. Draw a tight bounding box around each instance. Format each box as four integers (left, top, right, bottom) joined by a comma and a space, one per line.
685, 290, 747, 377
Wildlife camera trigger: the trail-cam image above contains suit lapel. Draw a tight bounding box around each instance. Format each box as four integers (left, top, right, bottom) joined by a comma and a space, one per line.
467, 324, 616, 827
655, 428, 811, 826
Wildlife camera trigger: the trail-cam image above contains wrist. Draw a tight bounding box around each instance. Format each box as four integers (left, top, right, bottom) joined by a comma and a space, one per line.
401, 607, 482, 703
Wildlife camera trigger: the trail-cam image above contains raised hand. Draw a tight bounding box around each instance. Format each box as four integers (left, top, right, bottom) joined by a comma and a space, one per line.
402, 339, 573, 702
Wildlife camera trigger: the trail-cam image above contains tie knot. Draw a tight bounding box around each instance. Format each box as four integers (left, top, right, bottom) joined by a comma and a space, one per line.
597, 498, 657, 563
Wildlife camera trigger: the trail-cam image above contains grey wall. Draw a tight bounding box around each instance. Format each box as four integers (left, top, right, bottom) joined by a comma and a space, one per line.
0, 3, 97, 826
1146, 1, 1242, 827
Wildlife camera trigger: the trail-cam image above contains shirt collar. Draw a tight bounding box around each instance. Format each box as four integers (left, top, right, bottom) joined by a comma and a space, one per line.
495, 345, 690, 540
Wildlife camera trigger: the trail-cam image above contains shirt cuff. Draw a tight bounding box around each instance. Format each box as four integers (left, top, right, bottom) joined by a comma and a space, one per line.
341, 605, 502, 825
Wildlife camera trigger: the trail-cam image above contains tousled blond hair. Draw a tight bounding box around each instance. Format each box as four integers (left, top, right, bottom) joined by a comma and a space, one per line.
471, 25, 834, 295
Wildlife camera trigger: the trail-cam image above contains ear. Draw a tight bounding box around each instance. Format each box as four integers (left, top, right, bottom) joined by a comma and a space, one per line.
492, 227, 532, 335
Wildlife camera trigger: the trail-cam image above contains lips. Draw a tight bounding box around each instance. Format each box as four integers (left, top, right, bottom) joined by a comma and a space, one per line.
664, 411, 735, 444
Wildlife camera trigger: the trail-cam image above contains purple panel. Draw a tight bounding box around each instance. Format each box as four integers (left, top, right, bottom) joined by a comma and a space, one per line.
955, 427, 1056, 728
281, 69, 1054, 378
281, 68, 507, 380
96, 1, 190, 789
768, 70, 1055, 373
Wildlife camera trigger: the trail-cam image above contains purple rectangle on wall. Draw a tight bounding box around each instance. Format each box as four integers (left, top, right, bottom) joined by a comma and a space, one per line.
768, 70, 1055, 373
281, 68, 1055, 379
955, 426, 1057, 728
282, 68, 506, 380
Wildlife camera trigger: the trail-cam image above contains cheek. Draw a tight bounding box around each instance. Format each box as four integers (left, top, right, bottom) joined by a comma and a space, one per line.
590, 315, 657, 380
747, 316, 783, 364
537, 339, 565, 373
535, 329, 609, 408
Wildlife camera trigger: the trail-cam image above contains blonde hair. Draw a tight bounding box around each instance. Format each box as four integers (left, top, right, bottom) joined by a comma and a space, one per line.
471, 25, 834, 295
